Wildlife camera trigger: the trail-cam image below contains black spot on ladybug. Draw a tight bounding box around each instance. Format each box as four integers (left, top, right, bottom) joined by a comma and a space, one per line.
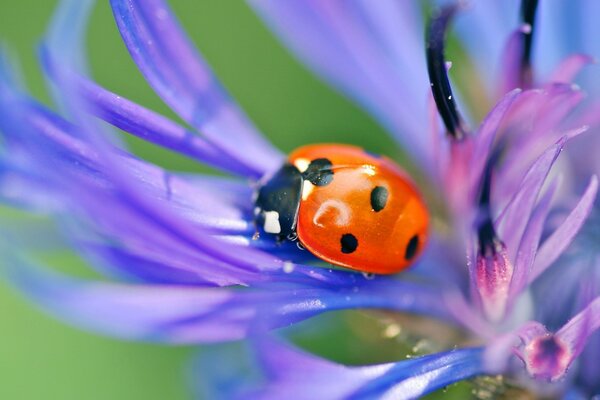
370, 186, 388, 212
303, 158, 334, 186
341, 233, 358, 254
405, 235, 419, 261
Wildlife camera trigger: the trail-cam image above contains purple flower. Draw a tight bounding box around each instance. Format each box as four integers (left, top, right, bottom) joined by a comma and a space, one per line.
1, 0, 600, 398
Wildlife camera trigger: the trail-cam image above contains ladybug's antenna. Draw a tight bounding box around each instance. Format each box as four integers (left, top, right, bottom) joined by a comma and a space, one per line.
426, 4, 467, 141
519, 0, 539, 88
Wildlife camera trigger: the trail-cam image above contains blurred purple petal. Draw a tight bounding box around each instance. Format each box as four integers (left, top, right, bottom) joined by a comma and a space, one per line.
3, 257, 239, 342
496, 85, 586, 198
471, 88, 521, 194
109, 0, 283, 176
41, 55, 258, 177
44, 0, 94, 91
0, 74, 284, 285
483, 321, 547, 373
3, 256, 455, 344
548, 54, 595, 84
497, 26, 530, 94
496, 140, 564, 262
0, 82, 254, 233
557, 296, 600, 357
77, 242, 228, 286
254, 339, 484, 400
507, 179, 557, 302
577, 331, 600, 394
250, 0, 433, 169
530, 176, 598, 283
514, 292, 600, 383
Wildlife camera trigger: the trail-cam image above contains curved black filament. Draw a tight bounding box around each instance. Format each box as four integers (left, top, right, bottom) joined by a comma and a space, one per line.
477, 153, 503, 256
520, 0, 539, 87
426, 5, 466, 140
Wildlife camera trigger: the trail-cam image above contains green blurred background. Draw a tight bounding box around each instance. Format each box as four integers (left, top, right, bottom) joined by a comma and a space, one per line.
0, 2, 468, 399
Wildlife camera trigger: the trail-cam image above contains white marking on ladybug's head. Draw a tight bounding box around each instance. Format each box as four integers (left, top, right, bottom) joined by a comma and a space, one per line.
302, 181, 315, 200
263, 210, 281, 234
313, 199, 351, 227
294, 158, 310, 173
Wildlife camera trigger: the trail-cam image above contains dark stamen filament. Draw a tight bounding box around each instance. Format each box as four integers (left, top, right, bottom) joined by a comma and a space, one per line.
426, 5, 467, 140
477, 154, 503, 256
519, 0, 539, 87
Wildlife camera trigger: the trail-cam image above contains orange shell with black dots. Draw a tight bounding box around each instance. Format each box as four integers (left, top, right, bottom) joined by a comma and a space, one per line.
290, 144, 429, 275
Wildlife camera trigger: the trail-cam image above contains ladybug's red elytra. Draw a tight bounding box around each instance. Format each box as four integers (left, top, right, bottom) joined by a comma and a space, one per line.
254, 144, 429, 275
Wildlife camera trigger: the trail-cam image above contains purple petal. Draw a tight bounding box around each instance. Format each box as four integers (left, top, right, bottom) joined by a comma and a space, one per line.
557, 296, 600, 357
497, 26, 531, 94
250, 0, 433, 170
471, 88, 521, 195
0, 158, 64, 212
530, 176, 598, 283
548, 54, 595, 84
0, 76, 284, 285
530, 255, 594, 331
486, 320, 582, 382
41, 54, 258, 177
496, 140, 564, 263
450, 1, 576, 97
3, 257, 238, 342
533, 1, 600, 82
517, 289, 599, 383
45, 0, 93, 74
239, 339, 485, 400
2, 58, 343, 287
440, 289, 494, 339
64, 174, 272, 284
496, 85, 586, 199
483, 321, 547, 373
1, 88, 256, 233
577, 330, 600, 393
190, 344, 258, 400
3, 256, 455, 344
507, 180, 557, 303
563, 389, 590, 400
109, 0, 283, 176
529, 85, 586, 137
75, 241, 236, 286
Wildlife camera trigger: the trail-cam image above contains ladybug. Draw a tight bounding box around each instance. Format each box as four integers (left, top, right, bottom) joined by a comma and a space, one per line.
254, 144, 429, 275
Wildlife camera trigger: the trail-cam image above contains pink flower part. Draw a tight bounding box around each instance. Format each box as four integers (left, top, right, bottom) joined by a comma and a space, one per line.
523, 334, 572, 382
476, 243, 513, 323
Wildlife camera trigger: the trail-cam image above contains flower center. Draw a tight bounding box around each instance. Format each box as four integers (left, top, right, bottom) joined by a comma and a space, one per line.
475, 157, 514, 322
523, 334, 572, 381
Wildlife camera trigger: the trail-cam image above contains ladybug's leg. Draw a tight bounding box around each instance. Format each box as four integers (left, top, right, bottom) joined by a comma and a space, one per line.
286, 231, 298, 242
